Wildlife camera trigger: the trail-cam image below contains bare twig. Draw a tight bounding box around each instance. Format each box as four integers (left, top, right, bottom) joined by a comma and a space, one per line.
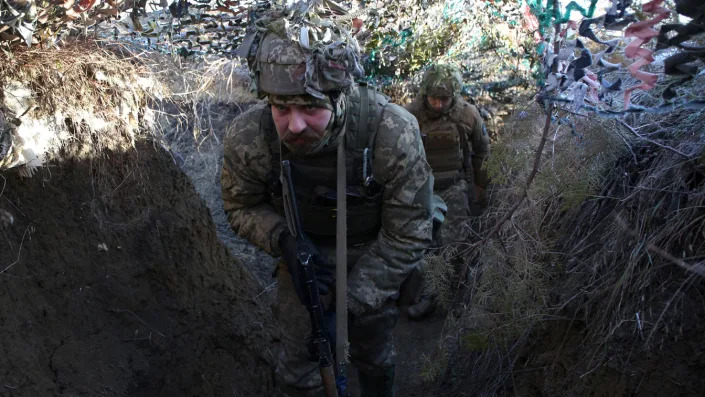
615, 215, 705, 277
0, 225, 30, 276
2, 196, 25, 218
613, 125, 638, 164
435, 8, 564, 389
458, 105, 555, 284
253, 281, 277, 300
104, 170, 134, 198
617, 119, 691, 158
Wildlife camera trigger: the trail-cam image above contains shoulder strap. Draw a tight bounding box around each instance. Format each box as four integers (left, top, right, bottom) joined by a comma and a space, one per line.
260, 105, 284, 194
358, 84, 370, 146
260, 104, 280, 155
457, 122, 471, 174
367, 86, 388, 149
345, 82, 388, 152
452, 101, 475, 174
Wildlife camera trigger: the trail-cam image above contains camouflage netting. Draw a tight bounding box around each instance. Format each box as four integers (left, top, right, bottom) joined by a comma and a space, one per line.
0, 1, 538, 105
533, 0, 705, 114
0, 0, 266, 53
3, 1, 703, 110
358, 0, 539, 101
0, 0, 548, 137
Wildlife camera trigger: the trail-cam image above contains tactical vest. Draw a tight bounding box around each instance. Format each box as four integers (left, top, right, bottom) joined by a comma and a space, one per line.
422, 116, 465, 189
263, 84, 389, 244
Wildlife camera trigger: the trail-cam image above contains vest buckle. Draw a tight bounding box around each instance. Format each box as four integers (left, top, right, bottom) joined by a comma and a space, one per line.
362, 147, 371, 187
362, 147, 382, 196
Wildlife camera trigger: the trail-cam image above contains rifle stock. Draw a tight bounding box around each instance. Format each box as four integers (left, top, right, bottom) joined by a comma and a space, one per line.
281, 160, 339, 397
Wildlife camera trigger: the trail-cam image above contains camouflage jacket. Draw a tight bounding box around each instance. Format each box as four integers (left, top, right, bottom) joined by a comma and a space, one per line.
406, 97, 490, 188
222, 87, 434, 314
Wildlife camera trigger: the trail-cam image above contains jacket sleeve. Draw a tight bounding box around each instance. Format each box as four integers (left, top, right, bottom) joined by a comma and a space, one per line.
461, 103, 491, 188
347, 103, 434, 315
221, 104, 287, 256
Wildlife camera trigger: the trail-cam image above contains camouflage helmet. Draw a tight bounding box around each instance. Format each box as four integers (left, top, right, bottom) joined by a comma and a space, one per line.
238, 6, 365, 99
420, 64, 463, 97
255, 32, 309, 96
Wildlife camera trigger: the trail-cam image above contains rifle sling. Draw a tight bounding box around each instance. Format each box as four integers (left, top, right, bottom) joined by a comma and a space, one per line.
335, 134, 349, 380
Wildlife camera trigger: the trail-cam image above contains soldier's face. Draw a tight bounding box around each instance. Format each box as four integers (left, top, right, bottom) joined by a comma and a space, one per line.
271, 104, 333, 147
427, 95, 453, 112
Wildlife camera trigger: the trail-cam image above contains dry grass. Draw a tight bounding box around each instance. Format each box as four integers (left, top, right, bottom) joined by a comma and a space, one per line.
143, 54, 254, 105
0, 38, 251, 185
114, 47, 258, 154
0, 39, 162, 163
1, 39, 157, 119
430, 73, 705, 394
0, 39, 166, 214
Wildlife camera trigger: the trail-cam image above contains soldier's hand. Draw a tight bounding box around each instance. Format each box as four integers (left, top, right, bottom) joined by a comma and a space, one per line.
278, 231, 307, 303
306, 240, 334, 295
278, 231, 335, 299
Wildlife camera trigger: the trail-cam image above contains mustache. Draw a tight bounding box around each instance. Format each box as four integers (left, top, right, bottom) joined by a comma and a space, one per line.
280, 128, 322, 145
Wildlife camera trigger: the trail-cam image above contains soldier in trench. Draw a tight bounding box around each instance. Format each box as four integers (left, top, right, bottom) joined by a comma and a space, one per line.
403, 63, 491, 319
220, 10, 433, 397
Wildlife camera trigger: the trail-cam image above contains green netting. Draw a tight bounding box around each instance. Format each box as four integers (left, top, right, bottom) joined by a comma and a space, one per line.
442, 0, 465, 22
367, 28, 413, 69
363, 0, 544, 96
522, 0, 599, 34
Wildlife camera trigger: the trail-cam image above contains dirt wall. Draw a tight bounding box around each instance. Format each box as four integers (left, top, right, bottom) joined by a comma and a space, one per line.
0, 141, 275, 396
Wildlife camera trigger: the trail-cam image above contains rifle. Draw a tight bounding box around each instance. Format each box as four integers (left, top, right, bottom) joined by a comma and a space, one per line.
280, 160, 339, 397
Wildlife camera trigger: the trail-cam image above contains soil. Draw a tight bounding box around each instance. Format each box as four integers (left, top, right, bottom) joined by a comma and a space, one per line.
392, 312, 446, 397
0, 141, 276, 396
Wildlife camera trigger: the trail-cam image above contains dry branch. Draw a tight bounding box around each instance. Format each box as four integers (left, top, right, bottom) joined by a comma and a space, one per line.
615, 215, 705, 277
458, 105, 555, 282
618, 119, 691, 158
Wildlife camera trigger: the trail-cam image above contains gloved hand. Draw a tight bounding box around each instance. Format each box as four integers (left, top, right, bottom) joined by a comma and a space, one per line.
278, 230, 335, 304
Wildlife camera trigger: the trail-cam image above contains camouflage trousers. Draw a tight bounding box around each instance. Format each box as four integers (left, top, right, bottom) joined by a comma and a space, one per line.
403, 180, 473, 308
436, 179, 472, 246
272, 260, 399, 396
